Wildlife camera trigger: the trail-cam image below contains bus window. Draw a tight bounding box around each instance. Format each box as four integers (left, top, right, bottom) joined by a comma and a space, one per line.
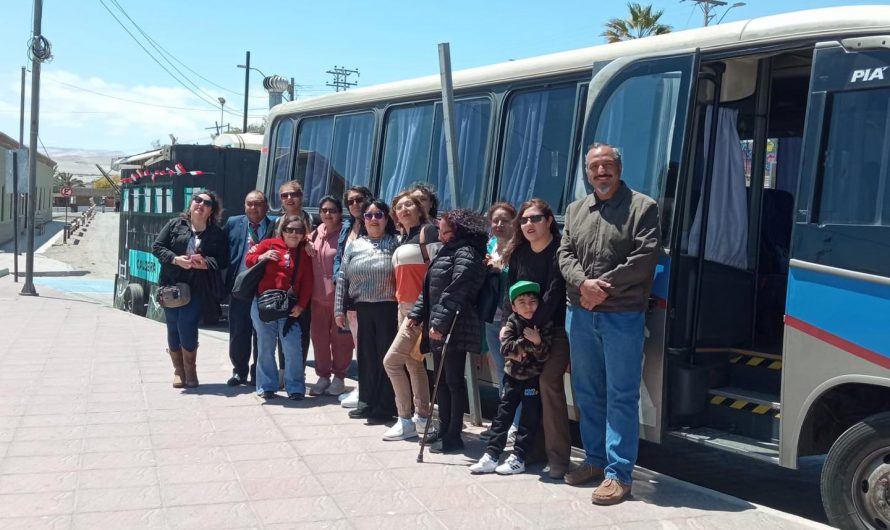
817, 88, 890, 227
268, 118, 295, 210
380, 104, 435, 203
294, 116, 334, 207
430, 98, 492, 211
499, 85, 576, 212
329, 112, 375, 201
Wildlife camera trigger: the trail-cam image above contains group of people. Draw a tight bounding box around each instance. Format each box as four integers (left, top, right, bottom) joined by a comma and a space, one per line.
151, 142, 661, 506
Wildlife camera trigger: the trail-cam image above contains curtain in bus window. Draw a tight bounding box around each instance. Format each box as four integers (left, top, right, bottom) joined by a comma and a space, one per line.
330, 113, 374, 201
296, 117, 334, 207
500, 86, 576, 211
431, 99, 491, 210
268, 118, 295, 210
380, 105, 434, 203
776, 137, 802, 195
688, 107, 749, 269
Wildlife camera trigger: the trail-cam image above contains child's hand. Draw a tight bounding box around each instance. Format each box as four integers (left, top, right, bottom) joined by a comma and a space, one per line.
523, 326, 542, 346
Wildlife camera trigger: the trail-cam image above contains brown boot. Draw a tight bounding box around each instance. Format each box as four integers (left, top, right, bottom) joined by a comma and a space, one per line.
182, 347, 199, 388
168, 348, 185, 388
564, 462, 604, 486
591, 478, 632, 505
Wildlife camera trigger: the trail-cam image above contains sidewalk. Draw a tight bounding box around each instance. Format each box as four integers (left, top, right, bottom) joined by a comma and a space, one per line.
0, 277, 828, 530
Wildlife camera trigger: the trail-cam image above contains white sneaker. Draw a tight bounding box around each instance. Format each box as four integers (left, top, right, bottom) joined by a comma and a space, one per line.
340, 389, 359, 409
309, 376, 331, 396
383, 417, 417, 441
495, 454, 525, 475
469, 453, 498, 474
326, 377, 346, 396
506, 424, 518, 445
339, 387, 357, 403
412, 414, 428, 433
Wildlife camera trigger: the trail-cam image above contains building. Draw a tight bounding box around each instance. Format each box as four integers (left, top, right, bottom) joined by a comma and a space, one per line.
0, 131, 56, 245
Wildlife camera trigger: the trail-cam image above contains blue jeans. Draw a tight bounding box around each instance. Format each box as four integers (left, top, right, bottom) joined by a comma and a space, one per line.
566, 306, 645, 484
484, 321, 520, 427
251, 300, 305, 395
164, 293, 201, 352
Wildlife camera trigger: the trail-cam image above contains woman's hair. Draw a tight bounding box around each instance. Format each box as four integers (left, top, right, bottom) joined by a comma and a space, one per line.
440, 208, 488, 246
318, 194, 343, 213
407, 181, 439, 218
502, 198, 560, 264
181, 189, 223, 225
279, 180, 303, 193
358, 199, 396, 236
390, 191, 430, 231
487, 201, 517, 221
280, 214, 307, 248
342, 185, 373, 207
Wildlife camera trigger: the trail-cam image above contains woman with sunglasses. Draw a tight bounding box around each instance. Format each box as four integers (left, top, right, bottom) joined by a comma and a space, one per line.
152, 190, 229, 389
308, 195, 354, 397
334, 200, 399, 423
245, 214, 314, 400
500, 198, 571, 479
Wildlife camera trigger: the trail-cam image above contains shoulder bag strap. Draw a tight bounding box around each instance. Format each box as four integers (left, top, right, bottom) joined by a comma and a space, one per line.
419, 225, 430, 264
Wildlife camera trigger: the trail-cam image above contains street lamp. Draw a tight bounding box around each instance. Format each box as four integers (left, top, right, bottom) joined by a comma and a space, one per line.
217, 97, 225, 134
717, 2, 745, 25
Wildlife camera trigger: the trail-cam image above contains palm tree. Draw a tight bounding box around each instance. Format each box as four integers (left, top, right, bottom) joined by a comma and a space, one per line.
602, 3, 672, 43
53, 171, 85, 192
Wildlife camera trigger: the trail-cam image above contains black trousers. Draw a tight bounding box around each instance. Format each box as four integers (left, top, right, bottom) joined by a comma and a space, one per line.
486, 374, 541, 460
228, 296, 258, 378
356, 302, 398, 418
433, 347, 468, 443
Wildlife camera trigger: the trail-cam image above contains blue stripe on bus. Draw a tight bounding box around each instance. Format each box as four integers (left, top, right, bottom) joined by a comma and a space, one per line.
786, 266, 890, 361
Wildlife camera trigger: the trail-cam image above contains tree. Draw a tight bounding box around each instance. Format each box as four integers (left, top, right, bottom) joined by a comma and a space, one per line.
93, 174, 121, 189
53, 171, 85, 192
602, 2, 672, 43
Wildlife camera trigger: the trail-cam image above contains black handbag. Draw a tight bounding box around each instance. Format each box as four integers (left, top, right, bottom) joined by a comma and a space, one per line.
231, 258, 269, 301
256, 251, 299, 322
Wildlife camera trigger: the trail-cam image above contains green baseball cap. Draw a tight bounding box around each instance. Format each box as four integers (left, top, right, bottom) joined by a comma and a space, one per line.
509, 280, 541, 303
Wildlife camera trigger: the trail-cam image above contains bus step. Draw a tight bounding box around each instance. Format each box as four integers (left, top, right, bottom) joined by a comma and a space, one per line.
727, 351, 782, 395
667, 426, 779, 465
706, 386, 780, 443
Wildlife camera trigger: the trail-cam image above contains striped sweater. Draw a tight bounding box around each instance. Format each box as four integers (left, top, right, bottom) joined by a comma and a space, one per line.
392, 224, 441, 304
334, 234, 398, 316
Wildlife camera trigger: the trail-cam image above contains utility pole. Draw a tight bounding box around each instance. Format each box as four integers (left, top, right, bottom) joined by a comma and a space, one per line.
13, 67, 26, 283
326, 66, 360, 92
22, 0, 50, 296
684, 0, 727, 26
241, 51, 249, 132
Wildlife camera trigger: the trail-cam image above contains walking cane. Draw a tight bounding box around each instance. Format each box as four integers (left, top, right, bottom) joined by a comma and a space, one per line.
417, 309, 460, 463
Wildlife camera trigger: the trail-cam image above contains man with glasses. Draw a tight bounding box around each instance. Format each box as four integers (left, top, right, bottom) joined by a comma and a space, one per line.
224, 191, 275, 386
558, 143, 661, 505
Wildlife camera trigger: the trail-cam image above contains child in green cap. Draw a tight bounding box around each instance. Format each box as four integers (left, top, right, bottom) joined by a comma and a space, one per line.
469, 280, 553, 475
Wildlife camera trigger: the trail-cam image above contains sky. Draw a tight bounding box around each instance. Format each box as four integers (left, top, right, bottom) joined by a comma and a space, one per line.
0, 0, 877, 161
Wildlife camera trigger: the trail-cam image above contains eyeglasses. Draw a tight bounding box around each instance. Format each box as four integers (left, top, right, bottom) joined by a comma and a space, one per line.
320, 207, 340, 214
282, 226, 306, 235
519, 214, 546, 225
280, 190, 303, 199
346, 197, 365, 206
192, 196, 214, 207
363, 211, 385, 220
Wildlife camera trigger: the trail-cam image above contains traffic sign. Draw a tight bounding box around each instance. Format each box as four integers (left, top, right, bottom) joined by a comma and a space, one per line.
60, 186, 74, 197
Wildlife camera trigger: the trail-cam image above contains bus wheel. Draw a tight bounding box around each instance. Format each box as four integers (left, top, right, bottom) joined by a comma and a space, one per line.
821, 412, 890, 530
123, 283, 147, 316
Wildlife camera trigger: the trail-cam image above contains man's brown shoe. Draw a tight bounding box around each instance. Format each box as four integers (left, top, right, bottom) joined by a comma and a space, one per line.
591, 478, 631, 505
563, 462, 604, 486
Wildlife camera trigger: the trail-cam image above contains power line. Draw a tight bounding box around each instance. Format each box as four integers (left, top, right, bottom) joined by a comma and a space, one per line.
43, 77, 223, 112
326, 66, 360, 92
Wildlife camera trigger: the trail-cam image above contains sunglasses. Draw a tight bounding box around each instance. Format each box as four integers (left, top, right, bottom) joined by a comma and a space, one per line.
280, 190, 303, 199
192, 196, 214, 207
320, 207, 340, 214
346, 197, 365, 206
282, 226, 306, 235
363, 211, 385, 220
520, 214, 546, 225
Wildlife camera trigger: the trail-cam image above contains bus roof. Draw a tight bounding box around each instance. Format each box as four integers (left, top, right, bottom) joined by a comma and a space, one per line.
268, 5, 890, 121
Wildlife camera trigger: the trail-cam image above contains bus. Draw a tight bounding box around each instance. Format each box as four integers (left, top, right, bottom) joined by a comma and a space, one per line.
256, 7, 890, 528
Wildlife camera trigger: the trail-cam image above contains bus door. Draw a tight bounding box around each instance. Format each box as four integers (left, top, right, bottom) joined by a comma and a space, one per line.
782, 37, 890, 529
579, 50, 700, 442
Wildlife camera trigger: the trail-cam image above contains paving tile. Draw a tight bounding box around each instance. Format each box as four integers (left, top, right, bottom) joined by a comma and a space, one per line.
154, 445, 227, 466
162, 480, 247, 506
0, 491, 76, 518
18, 415, 82, 428
291, 436, 365, 456
389, 464, 475, 488
165, 501, 258, 530
314, 469, 404, 495
434, 505, 534, 529
157, 462, 238, 485
331, 489, 426, 517
253, 496, 345, 525
509, 498, 616, 528
223, 442, 297, 462
370, 447, 433, 469
75, 485, 161, 513
0, 471, 77, 494
79, 450, 155, 470
411, 483, 502, 512
212, 428, 285, 446
5, 439, 83, 457
13, 426, 85, 442
80, 411, 148, 425
278, 424, 342, 441
232, 457, 310, 480
72, 508, 167, 529
303, 452, 384, 475
81, 435, 152, 453
1, 454, 80, 474
83, 422, 149, 438
77, 467, 159, 489
265, 520, 354, 530
241, 475, 326, 501
0, 515, 72, 530
351, 512, 446, 530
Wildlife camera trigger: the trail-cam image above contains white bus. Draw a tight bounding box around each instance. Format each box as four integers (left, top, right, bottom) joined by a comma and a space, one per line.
258, 7, 890, 528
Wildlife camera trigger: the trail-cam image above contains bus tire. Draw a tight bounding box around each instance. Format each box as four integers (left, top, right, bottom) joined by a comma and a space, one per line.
123, 283, 147, 316
821, 412, 890, 530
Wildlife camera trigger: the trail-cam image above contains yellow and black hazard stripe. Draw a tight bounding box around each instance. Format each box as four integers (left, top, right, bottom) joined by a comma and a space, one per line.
709, 395, 781, 418
729, 353, 782, 370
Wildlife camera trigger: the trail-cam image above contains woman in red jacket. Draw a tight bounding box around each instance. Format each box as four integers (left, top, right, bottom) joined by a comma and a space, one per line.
246, 214, 314, 400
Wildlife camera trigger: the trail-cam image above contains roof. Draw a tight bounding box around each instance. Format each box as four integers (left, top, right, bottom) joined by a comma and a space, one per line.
0, 131, 57, 168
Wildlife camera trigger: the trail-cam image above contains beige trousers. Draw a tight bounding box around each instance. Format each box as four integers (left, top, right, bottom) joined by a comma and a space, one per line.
382, 302, 430, 419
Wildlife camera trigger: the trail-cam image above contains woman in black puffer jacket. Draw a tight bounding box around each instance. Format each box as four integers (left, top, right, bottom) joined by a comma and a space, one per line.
408, 209, 487, 454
